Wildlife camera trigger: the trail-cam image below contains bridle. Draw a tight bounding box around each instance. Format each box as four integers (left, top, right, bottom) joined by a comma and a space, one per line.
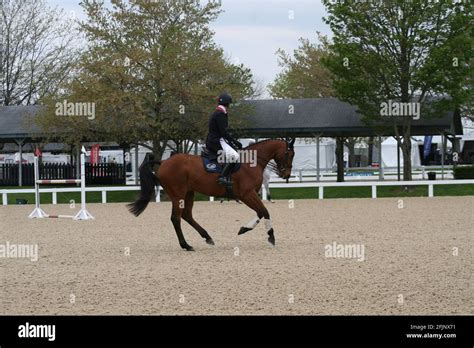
278, 149, 291, 173
277, 138, 295, 181
251, 139, 295, 180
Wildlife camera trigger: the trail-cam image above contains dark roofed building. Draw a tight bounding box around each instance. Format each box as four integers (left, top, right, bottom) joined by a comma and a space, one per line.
237, 98, 462, 137
0, 99, 466, 185
0, 105, 45, 141
0, 98, 463, 144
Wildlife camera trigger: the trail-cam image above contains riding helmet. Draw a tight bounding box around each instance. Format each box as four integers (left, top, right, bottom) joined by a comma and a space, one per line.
218, 92, 233, 106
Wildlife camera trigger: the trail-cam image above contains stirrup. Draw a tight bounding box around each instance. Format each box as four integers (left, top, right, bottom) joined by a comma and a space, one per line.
217, 176, 232, 186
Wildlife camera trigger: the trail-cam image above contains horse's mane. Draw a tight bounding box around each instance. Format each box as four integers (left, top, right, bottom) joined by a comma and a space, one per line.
244, 139, 285, 149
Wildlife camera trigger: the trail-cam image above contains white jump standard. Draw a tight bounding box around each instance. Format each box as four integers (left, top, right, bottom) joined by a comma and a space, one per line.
28, 152, 94, 220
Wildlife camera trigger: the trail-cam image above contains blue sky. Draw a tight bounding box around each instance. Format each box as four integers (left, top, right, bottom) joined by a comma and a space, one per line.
48, 0, 330, 96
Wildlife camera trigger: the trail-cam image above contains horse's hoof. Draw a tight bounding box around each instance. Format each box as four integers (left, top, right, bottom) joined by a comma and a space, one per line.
206, 238, 215, 245
183, 246, 195, 251
267, 228, 275, 246
238, 227, 252, 235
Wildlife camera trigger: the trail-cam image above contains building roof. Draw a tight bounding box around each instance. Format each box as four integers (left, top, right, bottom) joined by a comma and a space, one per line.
0, 98, 464, 144
0, 105, 44, 140
237, 98, 462, 137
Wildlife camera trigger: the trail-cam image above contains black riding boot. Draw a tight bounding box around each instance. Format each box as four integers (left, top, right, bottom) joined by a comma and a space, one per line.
217, 163, 234, 186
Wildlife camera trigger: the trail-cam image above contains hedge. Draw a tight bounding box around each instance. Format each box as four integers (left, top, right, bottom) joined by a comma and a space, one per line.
453, 165, 474, 179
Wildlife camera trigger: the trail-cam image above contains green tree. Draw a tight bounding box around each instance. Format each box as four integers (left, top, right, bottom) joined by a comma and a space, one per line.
37, 0, 255, 159
268, 34, 335, 98
322, 0, 473, 180
269, 33, 363, 181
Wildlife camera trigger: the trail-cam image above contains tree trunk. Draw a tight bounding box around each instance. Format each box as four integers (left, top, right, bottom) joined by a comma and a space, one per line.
399, 24, 412, 181
336, 137, 345, 182
348, 141, 356, 167
152, 138, 167, 162
401, 137, 412, 181
368, 137, 374, 165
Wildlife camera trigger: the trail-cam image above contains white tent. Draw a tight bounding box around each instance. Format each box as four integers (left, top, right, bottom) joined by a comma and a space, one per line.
241, 138, 336, 170
292, 138, 336, 170
460, 128, 474, 152
381, 137, 421, 168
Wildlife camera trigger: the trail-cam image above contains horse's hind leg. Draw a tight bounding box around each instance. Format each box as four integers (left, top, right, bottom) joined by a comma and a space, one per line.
170, 198, 194, 251
238, 191, 275, 246
182, 191, 215, 246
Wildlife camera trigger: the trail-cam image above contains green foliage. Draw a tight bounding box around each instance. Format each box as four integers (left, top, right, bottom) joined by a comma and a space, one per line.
36, 0, 255, 155
453, 165, 474, 179
322, 0, 473, 180
322, 0, 473, 116
268, 33, 335, 98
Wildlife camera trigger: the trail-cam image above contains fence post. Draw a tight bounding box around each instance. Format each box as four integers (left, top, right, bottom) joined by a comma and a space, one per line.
102, 191, 107, 204
2, 193, 7, 205
378, 136, 384, 180
316, 136, 320, 182
428, 184, 433, 198
72, 152, 94, 220
52, 192, 57, 205
318, 186, 324, 200
34, 157, 40, 209
371, 185, 377, 199
81, 155, 86, 210
28, 156, 48, 218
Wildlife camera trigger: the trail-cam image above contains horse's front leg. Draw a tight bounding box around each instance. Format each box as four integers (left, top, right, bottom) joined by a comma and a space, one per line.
238, 216, 260, 235
238, 191, 275, 246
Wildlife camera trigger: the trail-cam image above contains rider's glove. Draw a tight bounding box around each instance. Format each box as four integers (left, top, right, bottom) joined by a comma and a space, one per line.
234, 140, 243, 150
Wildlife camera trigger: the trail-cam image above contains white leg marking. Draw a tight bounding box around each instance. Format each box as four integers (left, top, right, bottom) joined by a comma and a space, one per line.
264, 218, 272, 230
245, 217, 260, 229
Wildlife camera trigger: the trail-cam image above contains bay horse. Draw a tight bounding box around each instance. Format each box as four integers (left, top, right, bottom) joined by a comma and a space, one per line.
128, 139, 295, 251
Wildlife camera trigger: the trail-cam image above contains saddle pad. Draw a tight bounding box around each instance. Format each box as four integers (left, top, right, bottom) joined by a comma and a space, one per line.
202, 157, 241, 174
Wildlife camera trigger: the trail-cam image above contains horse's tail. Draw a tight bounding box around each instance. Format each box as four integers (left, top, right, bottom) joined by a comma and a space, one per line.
127, 160, 161, 217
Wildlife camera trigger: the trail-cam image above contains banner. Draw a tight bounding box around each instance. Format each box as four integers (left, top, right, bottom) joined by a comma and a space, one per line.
34, 148, 42, 157
423, 136, 432, 159
90, 144, 100, 164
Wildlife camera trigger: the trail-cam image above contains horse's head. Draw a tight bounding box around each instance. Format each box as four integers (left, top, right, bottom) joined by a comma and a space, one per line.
274, 138, 295, 181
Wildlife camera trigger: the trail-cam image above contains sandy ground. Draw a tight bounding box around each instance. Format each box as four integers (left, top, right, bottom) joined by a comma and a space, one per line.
0, 197, 472, 315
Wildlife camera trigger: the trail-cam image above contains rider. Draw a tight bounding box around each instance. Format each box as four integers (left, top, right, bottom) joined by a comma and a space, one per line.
205, 92, 242, 186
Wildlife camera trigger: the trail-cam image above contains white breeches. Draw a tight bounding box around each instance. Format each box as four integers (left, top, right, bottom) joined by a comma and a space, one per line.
220, 138, 240, 162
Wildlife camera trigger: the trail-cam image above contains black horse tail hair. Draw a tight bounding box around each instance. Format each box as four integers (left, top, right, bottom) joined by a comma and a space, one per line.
127, 160, 161, 217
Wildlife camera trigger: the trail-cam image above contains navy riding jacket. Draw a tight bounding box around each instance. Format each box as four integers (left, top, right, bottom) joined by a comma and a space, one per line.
205, 105, 238, 152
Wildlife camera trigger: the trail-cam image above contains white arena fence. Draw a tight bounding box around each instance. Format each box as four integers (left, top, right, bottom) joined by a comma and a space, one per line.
288, 166, 455, 182
1, 180, 473, 207
260, 179, 474, 200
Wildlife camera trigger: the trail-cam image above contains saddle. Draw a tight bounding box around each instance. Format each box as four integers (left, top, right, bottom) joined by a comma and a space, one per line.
201, 147, 240, 199
201, 147, 240, 174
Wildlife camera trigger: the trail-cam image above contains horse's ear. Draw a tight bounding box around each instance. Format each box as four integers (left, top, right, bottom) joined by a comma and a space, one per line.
288, 138, 296, 149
